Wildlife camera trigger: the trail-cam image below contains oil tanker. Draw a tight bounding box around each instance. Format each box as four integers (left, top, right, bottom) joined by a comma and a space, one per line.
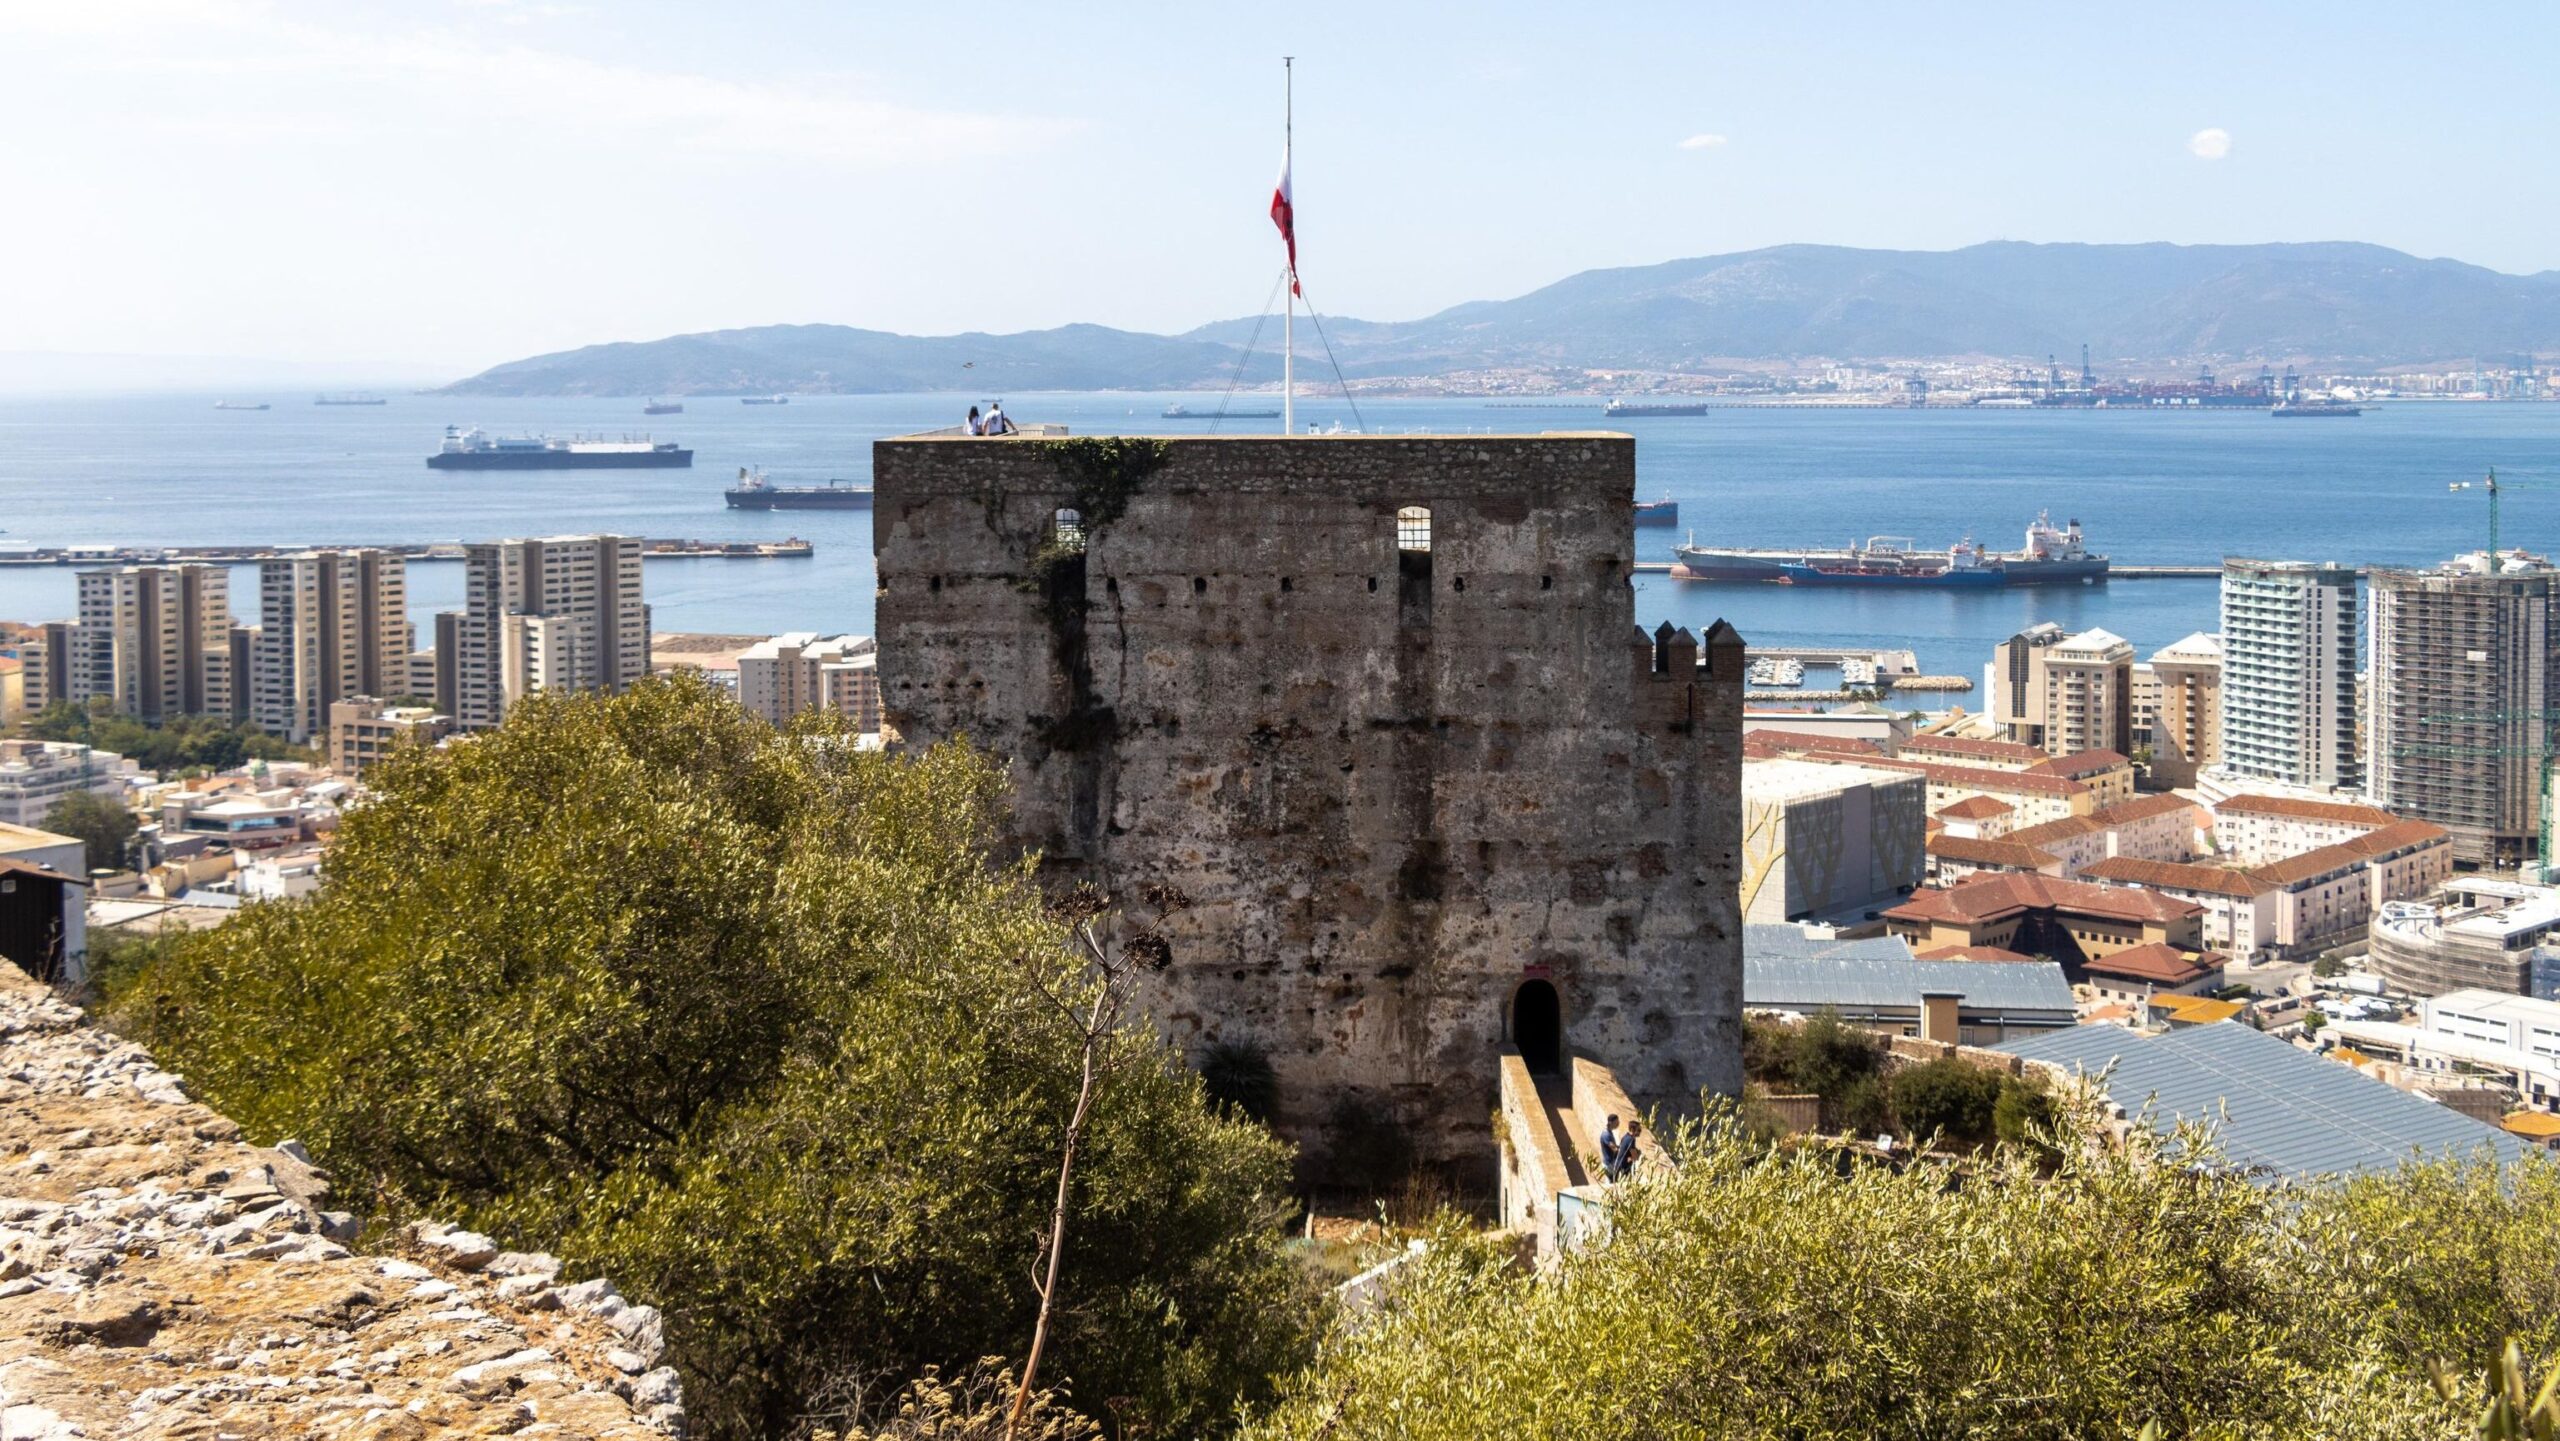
723, 468, 872, 509
427, 426, 692, 470
1673, 511, 2107, 586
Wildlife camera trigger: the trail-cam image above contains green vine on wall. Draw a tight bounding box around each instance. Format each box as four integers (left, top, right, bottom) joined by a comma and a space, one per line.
1032, 436, 1171, 534
1012, 436, 1173, 603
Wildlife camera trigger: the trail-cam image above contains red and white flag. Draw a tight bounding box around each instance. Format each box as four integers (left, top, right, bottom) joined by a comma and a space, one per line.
1270, 148, 1300, 296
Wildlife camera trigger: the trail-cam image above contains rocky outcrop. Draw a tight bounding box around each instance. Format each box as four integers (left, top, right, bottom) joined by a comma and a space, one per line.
0, 969, 682, 1439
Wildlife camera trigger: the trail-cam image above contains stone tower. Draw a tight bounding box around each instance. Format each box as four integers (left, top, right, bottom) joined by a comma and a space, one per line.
875, 431, 1744, 1175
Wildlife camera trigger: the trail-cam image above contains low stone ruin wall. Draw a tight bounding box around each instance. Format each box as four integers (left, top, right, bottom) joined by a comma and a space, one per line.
0, 966, 683, 1439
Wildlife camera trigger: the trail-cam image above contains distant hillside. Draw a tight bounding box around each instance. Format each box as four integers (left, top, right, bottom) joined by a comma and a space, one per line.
443, 242, 2560, 394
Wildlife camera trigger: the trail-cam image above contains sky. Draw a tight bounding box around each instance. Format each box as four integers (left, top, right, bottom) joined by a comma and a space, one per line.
6, 0, 2559, 380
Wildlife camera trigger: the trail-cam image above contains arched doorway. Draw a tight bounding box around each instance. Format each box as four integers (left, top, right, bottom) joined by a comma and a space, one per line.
1511, 979, 1561, 1075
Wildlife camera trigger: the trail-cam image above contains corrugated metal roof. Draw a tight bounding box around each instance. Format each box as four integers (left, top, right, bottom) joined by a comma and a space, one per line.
1996, 1022, 2527, 1181
1744, 952, 2076, 1015
1742, 925, 1916, 964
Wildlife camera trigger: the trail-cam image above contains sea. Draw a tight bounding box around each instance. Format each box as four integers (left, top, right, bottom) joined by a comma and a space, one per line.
3, 391, 2556, 685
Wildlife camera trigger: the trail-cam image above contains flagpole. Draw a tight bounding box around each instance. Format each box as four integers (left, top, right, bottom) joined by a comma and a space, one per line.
1282, 56, 1294, 437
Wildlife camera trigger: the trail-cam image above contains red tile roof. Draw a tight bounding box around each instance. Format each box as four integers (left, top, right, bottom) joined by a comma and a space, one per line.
1743, 730, 1889, 760
2006, 814, 2106, 848
2034, 748, 2131, 777
2084, 941, 2225, 986
1905, 733, 2048, 765
2214, 794, 2400, 828
1925, 835, 2059, 870
2091, 793, 2200, 825
2081, 856, 2270, 899
1936, 796, 2015, 820
1865, 757, 2092, 799
2251, 820, 2451, 886
1885, 873, 2202, 929
1914, 944, 2040, 963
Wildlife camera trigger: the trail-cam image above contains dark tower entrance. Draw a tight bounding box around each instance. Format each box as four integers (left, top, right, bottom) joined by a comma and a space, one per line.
1511, 979, 1561, 1075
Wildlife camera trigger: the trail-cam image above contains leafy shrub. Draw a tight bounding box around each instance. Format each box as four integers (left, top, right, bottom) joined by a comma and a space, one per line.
1887, 1058, 2003, 1144
1249, 1111, 2552, 1441
104, 675, 1317, 1439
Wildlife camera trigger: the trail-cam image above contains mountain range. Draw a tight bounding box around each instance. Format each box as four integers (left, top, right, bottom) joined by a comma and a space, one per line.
442, 241, 2560, 395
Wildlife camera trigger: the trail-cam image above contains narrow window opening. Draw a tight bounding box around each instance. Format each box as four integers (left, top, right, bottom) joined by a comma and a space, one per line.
1280, 576, 1293, 593
1396, 505, 1432, 553
1367, 576, 1379, 593
929, 575, 943, 594
1541, 575, 1553, 591
1452, 576, 1466, 593
1192, 576, 1208, 595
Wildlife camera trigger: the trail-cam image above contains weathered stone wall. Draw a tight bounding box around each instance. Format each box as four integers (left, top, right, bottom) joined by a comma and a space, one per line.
876, 433, 1744, 1175
0, 968, 682, 1439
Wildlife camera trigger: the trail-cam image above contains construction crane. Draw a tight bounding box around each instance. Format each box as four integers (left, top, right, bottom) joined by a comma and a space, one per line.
2446, 467, 2539, 560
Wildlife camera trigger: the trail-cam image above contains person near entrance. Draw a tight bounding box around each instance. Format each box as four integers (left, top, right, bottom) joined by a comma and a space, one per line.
1597, 1114, 1624, 1180
1616, 1120, 1643, 1179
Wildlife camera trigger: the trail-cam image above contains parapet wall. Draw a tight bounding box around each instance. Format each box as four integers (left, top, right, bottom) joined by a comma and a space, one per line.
877, 433, 1746, 1175
0, 967, 682, 1439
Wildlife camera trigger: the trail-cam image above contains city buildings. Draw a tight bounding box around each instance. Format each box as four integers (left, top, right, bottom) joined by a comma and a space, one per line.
1883, 873, 2205, 968
1739, 758, 1925, 924
2366, 552, 2560, 868
1982, 622, 2066, 747
251, 550, 413, 745
736, 632, 881, 731
2325, 988, 2560, 1112
2144, 632, 2223, 789
2367, 878, 2560, 997
2218, 558, 2361, 792
17, 621, 80, 712
442, 535, 650, 730
326, 698, 455, 776
0, 740, 133, 829
0, 820, 88, 985
72, 565, 233, 723
2038, 627, 2134, 759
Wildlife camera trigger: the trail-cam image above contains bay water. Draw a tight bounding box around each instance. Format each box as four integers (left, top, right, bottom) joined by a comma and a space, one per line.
3, 391, 2554, 681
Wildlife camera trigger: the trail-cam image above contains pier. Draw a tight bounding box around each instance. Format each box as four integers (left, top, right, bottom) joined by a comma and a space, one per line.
0, 538, 815, 567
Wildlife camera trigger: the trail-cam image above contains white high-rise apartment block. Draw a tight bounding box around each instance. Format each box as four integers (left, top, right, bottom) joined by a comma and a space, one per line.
71, 565, 232, 723
736, 633, 880, 730
445, 535, 650, 730
2219, 558, 2362, 792
251, 550, 413, 745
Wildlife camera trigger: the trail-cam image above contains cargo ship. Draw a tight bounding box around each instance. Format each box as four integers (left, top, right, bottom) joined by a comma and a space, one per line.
212, 401, 269, 411
1603, 398, 1713, 417
1634, 495, 1678, 527
1673, 511, 2107, 586
644, 399, 684, 415
2271, 398, 2362, 417
740, 395, 789, 405
723, 467, 872, 510
427, 426, 692, 470
1163, 403, 1282, 419
315, 394, 387, 406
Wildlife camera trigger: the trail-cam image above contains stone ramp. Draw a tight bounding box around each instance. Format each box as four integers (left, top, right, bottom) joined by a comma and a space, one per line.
0, 965, 683, 1439
1534, 1075, 1594, 1187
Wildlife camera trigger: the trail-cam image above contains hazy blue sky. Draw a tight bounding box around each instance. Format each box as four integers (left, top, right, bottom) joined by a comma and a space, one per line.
7, 1, 2558, 377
